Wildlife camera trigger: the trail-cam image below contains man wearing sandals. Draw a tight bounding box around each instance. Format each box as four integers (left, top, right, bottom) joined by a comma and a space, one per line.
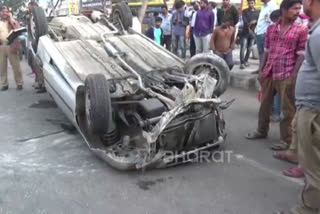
245, 0, 308, 152
275, 0, 320, 212
273, 19, 314, 180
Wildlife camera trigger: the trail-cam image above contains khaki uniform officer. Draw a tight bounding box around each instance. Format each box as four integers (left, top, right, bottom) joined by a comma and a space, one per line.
0, 6, 23, 91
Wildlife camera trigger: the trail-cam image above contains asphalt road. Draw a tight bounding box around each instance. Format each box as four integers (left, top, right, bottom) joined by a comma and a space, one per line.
0, 61, 303, 214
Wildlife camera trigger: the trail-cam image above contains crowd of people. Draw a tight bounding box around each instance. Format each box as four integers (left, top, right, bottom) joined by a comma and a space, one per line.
244, 0, 320, 213
146, 0, 240, 68
146, 0, 320, 213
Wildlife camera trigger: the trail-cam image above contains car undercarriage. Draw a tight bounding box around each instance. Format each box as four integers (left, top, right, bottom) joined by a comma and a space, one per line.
27, 3, 232, 170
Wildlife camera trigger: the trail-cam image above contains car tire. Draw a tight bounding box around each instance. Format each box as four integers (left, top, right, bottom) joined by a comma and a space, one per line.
28, 7, 48, 52
84, 74, 112, 135
184, 53, 230, 97
111, 2, 133, 31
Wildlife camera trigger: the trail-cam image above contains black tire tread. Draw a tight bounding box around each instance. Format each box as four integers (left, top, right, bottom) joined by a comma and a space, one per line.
85, 74, 111, 135
112, 3, 133, 30
30, 7, 48, 52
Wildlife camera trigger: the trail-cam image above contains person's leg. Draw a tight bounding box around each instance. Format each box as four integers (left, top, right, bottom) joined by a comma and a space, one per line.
275, 78, 295, 145
194, 35, 202, 55
180, 35, 186, 59
8, 47, 23, 87
164, 35, 172, 51
273, 113, 299, 163
167, 35, 172, 52
244, 36, 254, 64
177, 35, 186, 58
239, 35, 247, 67
272, 94, 282, 121
255, 34, 265, 68
296, 108, 320, 214
225, 51, 234, 70
190, 28, 196, 57
161, 35, 165, 47
172, 35, 178, 56
202, 34, 211, 53
0, 46, 8, 88
257, 78, 274, 137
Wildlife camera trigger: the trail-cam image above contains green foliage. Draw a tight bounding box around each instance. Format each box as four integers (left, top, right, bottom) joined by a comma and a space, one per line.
0, 0, 28, 11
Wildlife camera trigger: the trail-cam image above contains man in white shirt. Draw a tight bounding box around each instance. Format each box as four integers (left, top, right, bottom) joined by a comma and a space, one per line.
254, 0, 279, 65
189, 0, 199, 57
159, 5, 172, 51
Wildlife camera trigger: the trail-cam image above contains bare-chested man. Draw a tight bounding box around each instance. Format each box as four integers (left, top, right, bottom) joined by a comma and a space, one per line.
210, 21, 235, 70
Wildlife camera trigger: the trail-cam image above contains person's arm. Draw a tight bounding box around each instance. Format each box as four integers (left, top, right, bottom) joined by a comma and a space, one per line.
172, 12, 177, 25
146, 27, 154, 40
217, 9, 222, 26
258, 27, 271, 81
242, 10, 248, 27
194, 12, 199, 34
229, 27, 236, 50
233, 6, 239, 26
210, 29, 217, 51
309, 32, 320, 73
182, 14, 189, 26
209, 11, 214, 33
293, 26, 309, 77
8, 13, 19, 29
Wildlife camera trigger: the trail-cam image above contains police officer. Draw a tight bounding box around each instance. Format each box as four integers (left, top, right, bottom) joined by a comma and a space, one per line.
0, 5, 23, 91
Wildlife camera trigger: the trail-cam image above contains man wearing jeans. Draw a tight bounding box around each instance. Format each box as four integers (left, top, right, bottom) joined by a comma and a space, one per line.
239, 0, 260, 69
255, 0, 278, 66
246, 0, 308, 151
194, 0, 214, 54
171, 1, 188, 58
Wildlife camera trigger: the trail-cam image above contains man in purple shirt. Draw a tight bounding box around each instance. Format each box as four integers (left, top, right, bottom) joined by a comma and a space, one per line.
194, 0, 214, 54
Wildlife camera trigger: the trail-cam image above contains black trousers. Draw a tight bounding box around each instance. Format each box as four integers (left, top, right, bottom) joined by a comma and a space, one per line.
162, 35, 172, 51
190, 27, 196, 57
240, 34, 255, 65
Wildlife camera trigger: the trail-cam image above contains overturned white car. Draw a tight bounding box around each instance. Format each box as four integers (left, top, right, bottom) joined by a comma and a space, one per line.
27, 3, 232, 170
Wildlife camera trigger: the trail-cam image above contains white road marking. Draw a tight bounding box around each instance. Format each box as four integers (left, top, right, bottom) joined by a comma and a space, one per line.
234, 153, 304, 186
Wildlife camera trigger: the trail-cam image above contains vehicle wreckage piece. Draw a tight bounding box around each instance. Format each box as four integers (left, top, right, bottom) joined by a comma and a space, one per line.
27, 4, 232, 170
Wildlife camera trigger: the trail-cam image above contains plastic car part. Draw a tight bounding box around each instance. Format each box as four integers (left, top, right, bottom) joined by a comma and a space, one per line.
184, 53, 230, 97
137, 98, 166, 119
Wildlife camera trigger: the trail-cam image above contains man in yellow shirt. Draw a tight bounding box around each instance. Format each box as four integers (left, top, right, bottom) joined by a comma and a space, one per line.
0, 5, 23, 91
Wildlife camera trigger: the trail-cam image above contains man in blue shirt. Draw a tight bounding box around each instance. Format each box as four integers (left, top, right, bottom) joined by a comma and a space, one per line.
171, 1, 189, 58
194, 0, 214, 54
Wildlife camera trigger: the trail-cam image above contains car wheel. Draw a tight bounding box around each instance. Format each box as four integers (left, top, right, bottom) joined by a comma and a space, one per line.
111, 2, 133, 31
184, 53, 230, 97
84, 74, 113, 135
28, 7, 48, 52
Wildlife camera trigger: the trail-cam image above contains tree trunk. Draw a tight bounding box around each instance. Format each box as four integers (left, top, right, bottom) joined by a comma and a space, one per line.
138, 0, 148, 23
